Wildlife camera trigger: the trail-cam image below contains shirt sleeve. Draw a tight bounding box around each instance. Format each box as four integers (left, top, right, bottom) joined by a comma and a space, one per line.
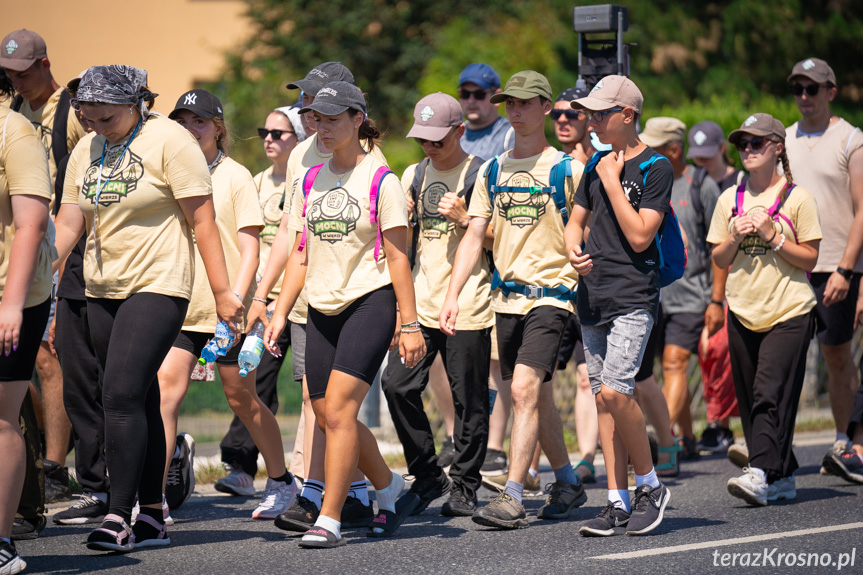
287, 168, 306, 234
639, 159, 672, 214
163, 127, 212, 199
4, 112, 51, 201
793, 189, 823, 243
231, 166, 265, 230
62, 140, 86, 205
466, 158, 494, 219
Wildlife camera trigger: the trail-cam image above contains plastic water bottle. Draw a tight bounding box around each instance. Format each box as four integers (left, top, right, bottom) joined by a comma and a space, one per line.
199, 321, 235, 364
238, 319, 266, 377
489, 388, 498, 415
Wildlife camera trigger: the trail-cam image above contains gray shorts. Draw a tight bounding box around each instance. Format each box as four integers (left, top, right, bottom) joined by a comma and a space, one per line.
290, 322, 306, 382
582, 309, 654, 396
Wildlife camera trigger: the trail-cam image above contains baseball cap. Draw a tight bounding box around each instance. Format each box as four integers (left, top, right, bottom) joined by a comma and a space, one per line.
639, 117, 686, 148
458, 63, 501, 90
571, 75, 643, 114
0, 29, 47, 72
687, 121, 725, 159
787, 57, 836, 86
169, 89, 223, 120
285, 62, 355, 96
556, 86, 588, 103
728, 113, 786, 144
489, 70, 552, 104
406, 92, 463, 140
298, 81, 366, 116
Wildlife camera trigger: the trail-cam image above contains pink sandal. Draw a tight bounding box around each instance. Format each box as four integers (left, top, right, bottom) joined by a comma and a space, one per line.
86, 513, 134, 552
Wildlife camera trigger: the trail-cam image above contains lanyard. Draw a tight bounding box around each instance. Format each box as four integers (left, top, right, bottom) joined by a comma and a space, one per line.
94, 117, 142, 207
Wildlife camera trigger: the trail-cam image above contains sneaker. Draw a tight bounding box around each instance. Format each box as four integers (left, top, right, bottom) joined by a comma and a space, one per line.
727, 467, 768, 506
440, 484, 478, 517
0, 539, 26, 575
165, 433, 195, 510
678, 436, 700, 461
766, 476, 797, 501
406, 472, 452, 515
44, 460, 72, 503
437, 436, 455, 468
252, 477, 297, 519
537, 480, 587, 520
480, 448, 507, 476
274, 495, 319, 532
823, 448, 863, 485
214, 462, 256, 497
342, 495, 374, 527
699, 423, 734, 454
579, 502, 630, 537
727, 442, 749, 469
471, 492, 528, 529
11, 515, 45, 541
821, 440, 853, 477
626, 482, 671, 535
53, 493, 108, 525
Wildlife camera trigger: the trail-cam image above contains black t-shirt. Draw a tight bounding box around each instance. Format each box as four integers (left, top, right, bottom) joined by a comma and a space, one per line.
573, 147, 673, 325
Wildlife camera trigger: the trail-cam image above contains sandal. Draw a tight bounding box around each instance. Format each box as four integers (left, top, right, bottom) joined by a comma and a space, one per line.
656, 444, 682, 478
367, 493, 420, 538
298, 526, 345, 549
573, 459, 597, 483
86, 514, 134, 552
132, 512, 171, 548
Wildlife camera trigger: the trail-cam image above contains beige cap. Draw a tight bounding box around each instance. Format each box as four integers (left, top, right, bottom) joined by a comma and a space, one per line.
571, 75, 643, 114
640, 117, 686, 148
406, 92, 463, 140
0, 29, 47, 72
728, 113, 786, 144
787, 58, 836, 86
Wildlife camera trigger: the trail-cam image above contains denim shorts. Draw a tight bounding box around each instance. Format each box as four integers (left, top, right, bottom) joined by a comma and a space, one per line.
582, 310, 654, 396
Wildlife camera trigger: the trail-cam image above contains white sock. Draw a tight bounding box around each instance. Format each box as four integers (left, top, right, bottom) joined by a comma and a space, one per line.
609, 489, 630, 513
836, 432, 851, 447
302, 514, 340, 541
374, 472, 403, 513
301, 479, 324, 510
635, 468, 660, 489
748, 466, 767, 483
528, 468, 539, 479
349, 480, 370, 506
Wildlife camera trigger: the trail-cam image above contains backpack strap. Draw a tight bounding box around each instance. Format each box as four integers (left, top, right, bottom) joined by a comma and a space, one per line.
297, 163, 325, 253
484, 155, 501, 211
549, 151, 573, 225
50, 90, 72, 216
407, 158, 429, 269
768, 183, 798, 242
369, 166, 393, 262
458, 156, 485, 205
687, 166, 708, 274
729, 182, 747, 220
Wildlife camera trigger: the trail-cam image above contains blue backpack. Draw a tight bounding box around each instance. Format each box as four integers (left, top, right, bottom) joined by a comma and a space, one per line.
583, 150, 686, 288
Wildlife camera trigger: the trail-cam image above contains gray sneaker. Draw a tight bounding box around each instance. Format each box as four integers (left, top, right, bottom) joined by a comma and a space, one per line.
579, 502, 630, 536
537, 480, 587, 520
471, 493, 528, 529
626, 483, 671, 535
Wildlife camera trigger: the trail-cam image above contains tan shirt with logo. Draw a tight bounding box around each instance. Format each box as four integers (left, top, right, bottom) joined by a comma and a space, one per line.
402, 157, 493, 330
184, 157, 264, 332
467, 147, 582, 315
707, 178, 822, 332
288, 153, 408, 315
0, 107, 54, 307
254, 165, 286, 299
62, 115, 212, 300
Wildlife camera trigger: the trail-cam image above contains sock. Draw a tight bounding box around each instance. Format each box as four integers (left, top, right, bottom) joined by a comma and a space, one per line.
836, 432, 851, 448
349, 480, 370, 506
609, 489, 630, 513
0, 537, 10, 544
749, 466, 767, 483
138, 506, 163, 524
374, 472, 403, 513
301, 479, 324, 510
503, 480, 524, 504
173, 445, 181, 459
553, 463, 580, 486
302, 514, 341, 541
528, 468, 539, 479
270, 470, 294, 485
635, 468, 660, 489
91, 492, 108, 504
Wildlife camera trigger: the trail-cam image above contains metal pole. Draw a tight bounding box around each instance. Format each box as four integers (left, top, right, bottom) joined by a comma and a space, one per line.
617, 10, 624, 76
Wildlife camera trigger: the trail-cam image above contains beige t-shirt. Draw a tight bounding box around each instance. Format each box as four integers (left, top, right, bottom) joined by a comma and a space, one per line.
467, 147, 583, 315
62, 115, 212, 300
785, 118, 863, 273
0, 107, 54, 308
255, 165, 286, 299
288, 153, 408, 315
184, 157, 264, 332
402, 157, 493, 330
707, 178, 822, 332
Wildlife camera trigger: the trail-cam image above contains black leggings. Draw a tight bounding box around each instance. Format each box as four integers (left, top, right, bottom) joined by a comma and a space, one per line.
87, 293, 188, 522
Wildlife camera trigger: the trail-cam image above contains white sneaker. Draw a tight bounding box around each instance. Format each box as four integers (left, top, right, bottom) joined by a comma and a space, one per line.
727, 467, 768, 506
766, 476, 796, 501
252, 477, 297, 519
214, 463, 256, 497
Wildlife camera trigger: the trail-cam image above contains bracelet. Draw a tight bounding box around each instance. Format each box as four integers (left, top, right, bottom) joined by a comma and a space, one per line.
766, 229, 777, 244
709, 299, 724, 306
401, 320, 420, 329
252, 296, 268, 304
234, 293, 243, 301
401, 327, 422, 334
773, 233, 786, 252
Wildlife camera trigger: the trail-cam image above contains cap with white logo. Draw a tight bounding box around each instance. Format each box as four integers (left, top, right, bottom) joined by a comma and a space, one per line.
406, 92, 463, 141
571, 75, 643, 114
787, 57, 836, 86
0, 29, 47, 72
169, 89, 224, 120
686, 120, 725, 159
728, 113, 786, 144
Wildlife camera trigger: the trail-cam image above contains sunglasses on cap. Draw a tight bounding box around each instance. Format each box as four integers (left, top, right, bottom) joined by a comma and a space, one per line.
258, 128, 295, 140
458, 88, 489, 101
550, 109, 584, 121
415, 127, 459, 148
789, 83, 831, 96
735, 136, 775, 152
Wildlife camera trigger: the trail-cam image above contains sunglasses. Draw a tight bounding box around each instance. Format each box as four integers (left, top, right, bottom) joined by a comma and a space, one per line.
416, 127, 458, 148
735, 136, 775, 152
789, 83, 831, 96
458, 88, 489, 101
257, 128, 295, 140
588, 107, 623, 122
550, 109, 584, 121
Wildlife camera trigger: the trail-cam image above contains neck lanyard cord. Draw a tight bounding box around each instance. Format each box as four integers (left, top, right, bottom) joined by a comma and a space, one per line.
95, 117, 142, 207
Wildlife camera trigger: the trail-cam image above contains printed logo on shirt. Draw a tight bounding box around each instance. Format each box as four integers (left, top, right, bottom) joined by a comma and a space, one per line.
621, 178, 644, 209
495, 171, 548, 228
306, 187, 361, 243
420, 181, 454, 239
82, 149, 145, 206
737, 207, 778, 257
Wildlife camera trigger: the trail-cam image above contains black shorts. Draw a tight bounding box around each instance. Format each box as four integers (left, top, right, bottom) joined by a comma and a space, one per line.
810, 272, 860, 346
556, 313, 586, 369
659, 311, 704, 355
496, 306, 570, 383
306, 285, 396, 399
635, 306, 663, 381
173, 330, 244, 365
0, 298, 51, 382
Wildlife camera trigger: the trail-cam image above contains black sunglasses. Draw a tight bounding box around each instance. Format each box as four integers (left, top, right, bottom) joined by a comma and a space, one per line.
735, 136, 774, 152
416, 127, 458, 148
458, 88, 489, 101
550, 109, 584, 121
789, 83, 831, 96
257, 128, 295, 140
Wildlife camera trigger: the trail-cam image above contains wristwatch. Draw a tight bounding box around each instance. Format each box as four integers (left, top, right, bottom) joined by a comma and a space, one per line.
836, 267, 854, 280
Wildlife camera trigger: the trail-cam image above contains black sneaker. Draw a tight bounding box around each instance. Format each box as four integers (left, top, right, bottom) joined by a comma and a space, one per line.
440, 484, 477, 517
437, 436, 455, 468
12, 515, 46, 541
480, 449, 507, 476
537, 480, 587, 520
405, 472, 452, 515
698, 423, 734, 454
679, 436, 701, 461
823, 448, 863, 485
626, 483, 671, 535
0, 539, 26, 574
53, 493, 109, 525
579, 502, 630, 536
471, 492, 528, 529
44, 460, 72, 503
274, 495, 319, 532
165, 433, 195, 510
341, 495, 374, 527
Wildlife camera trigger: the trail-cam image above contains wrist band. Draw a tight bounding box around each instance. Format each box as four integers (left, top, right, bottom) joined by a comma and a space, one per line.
234, 293, 243, 301
401, 320, 420, 329
766, 229, 777, 244
401, 327, 422, 334
709, 299, 724, 306
252, 296, 268, 304
773, 233, 786, 252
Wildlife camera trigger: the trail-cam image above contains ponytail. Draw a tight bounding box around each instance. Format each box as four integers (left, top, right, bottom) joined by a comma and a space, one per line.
349, 109, 383, 152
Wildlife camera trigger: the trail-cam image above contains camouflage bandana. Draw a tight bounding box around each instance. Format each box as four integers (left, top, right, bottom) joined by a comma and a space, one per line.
71, 65, 158, 109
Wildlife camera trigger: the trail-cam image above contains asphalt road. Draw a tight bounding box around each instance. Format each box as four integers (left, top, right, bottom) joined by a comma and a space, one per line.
17, 431, 863, 575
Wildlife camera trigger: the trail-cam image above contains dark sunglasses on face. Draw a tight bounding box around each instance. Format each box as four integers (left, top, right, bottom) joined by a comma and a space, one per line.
416, 127, 458, 148
789, 83, 831, 96
735, 136, 773, 152
458, 88, 489, 101
257, 128, 294, 140
550, 109, 584, 121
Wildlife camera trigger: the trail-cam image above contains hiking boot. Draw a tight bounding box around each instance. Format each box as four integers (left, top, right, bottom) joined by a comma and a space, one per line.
481, 472, 507, 492
440, 484, 477, 517
0, 539, 26, 574
274, 495, 319, 532
406, 472, 451, 515
699, 423, 734, 454
252, 477, 297, 519
626, 482, 671, 535
471, 493, 528, 529
53, 493, 109, 525
727, 442, 749, 468
44, 460, 72, 503
165, 433, 195, 510
766, 476, 797, 501
11, 516, 45, 541
727, 467, 768, 506
342, 495, 374, 527
437, 436, 455, 468
214, 463, 256, 497
579, 502, 630, 537
480, 449, 507, 476
537, 480, 587, 520
823, 448, 863, 485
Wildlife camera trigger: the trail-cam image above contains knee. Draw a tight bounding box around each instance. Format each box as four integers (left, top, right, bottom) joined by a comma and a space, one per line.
323, 404, 353, 434
510, 379, 539, 411
662, 346, 690, 373
576, 368, 591, 393
598, 384, 627, 410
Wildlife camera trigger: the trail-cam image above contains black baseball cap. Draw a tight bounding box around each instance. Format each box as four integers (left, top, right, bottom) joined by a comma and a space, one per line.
556, 86, 588, 102
298, 81, 366, 116
169, 89, 223, 119
286, 62, 355, 96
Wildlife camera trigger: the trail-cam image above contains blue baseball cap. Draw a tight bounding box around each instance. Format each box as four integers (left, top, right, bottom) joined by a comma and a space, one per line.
458, 63, 501, 90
